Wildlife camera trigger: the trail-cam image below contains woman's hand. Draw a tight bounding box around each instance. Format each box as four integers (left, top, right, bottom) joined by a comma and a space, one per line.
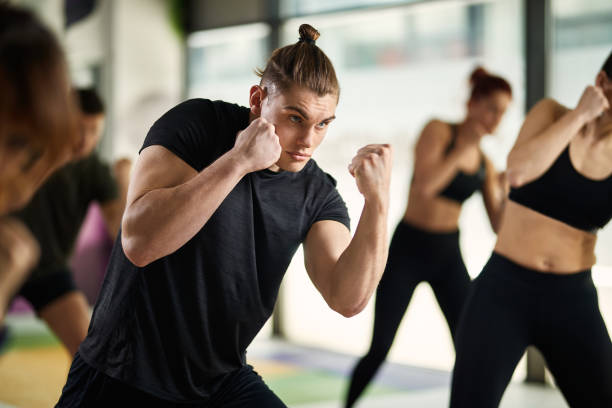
575, 85, 610, 123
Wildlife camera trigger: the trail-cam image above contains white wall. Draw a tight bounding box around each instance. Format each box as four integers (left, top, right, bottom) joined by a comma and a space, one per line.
110, 0, 184, 160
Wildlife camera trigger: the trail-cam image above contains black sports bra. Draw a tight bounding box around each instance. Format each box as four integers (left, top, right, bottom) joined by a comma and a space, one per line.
509, 145, 612, 232
438, 124, 486, 203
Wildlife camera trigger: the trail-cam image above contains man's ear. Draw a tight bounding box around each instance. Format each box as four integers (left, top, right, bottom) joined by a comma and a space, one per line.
249, 85, 267, 116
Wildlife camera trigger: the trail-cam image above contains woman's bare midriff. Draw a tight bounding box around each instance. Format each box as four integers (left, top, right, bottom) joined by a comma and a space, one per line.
402, 186, 463, 233
494, 200, 597, 274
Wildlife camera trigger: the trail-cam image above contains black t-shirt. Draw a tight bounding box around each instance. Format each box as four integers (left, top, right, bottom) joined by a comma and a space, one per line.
78, 99, 350, 402
14, 153, 118, 281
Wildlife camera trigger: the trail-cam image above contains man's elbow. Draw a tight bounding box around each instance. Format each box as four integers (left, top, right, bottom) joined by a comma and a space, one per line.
121, 232, 151, 268
329, 297, 368, 318
336, 306, 364, 318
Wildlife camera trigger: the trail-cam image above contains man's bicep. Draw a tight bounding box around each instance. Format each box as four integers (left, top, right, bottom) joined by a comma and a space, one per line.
303, 220, 350, 292
126, 145, 198, 207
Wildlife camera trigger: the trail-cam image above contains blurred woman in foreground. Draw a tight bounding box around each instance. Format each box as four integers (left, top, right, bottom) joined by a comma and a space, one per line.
0, 2, 79, 344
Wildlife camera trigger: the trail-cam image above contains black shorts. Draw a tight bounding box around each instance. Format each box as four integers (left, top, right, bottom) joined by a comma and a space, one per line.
56, 352, 287, 407
18, 267, 77, 312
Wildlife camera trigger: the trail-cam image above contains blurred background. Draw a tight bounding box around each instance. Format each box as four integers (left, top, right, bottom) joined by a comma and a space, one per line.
2, 0, 612, 407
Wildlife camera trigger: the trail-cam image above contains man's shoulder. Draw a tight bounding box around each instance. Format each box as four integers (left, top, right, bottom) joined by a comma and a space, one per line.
148, 98, 249, 144
302, 160, 339, 189
164, 98, 248, 122
143, 98, 250, 171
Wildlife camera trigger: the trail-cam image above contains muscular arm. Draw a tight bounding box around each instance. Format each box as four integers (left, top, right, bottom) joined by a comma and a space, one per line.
303, 145, 392, 318
481, 155, 508, 233
411, 120, 473, 198
100, 158, 132, 240
121, 118, 280, 267
121, 146, 249, 267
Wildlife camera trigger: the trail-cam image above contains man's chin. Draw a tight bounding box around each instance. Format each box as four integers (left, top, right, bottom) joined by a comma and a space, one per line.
276, 158, 309, 173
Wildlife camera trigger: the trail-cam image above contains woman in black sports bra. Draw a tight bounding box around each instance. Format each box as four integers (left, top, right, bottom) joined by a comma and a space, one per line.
450, 52, 612, 408
345, 68, 512, 408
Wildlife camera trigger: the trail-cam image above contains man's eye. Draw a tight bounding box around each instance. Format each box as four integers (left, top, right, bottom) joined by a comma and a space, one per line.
289, 116, 301, 123
316, 121, 329, 129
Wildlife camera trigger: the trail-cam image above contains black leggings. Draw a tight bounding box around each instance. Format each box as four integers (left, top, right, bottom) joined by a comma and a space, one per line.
345, 221, 471, 408
56, 352, 286, 407
450, 252, 612, 408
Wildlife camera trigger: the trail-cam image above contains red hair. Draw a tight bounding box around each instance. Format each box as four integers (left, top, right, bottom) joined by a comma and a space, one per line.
469, 67, 512, 101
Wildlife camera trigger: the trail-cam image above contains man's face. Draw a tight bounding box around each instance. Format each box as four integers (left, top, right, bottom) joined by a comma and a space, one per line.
254, 84, 337, 172
75, 113, 105, 159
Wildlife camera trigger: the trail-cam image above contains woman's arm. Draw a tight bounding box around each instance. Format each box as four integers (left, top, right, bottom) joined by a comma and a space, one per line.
411, 119, 484, 198
506, 86, 609, 188
481, 155, 508, 233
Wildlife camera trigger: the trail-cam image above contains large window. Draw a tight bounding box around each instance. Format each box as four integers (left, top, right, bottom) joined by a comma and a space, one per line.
281, 0, 417, 18
550, 0, 612, 105
279, 0, 524, 371
187, 23, 270, 103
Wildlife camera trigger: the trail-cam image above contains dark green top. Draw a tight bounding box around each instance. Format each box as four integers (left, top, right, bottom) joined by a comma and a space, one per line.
14, 153, 118, 281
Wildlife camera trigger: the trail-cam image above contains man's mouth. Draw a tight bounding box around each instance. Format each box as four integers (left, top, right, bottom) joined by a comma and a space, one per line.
287, 151, 311, 161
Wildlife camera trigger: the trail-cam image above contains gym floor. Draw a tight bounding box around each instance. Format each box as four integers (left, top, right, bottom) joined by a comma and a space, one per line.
0, 315, 568, 408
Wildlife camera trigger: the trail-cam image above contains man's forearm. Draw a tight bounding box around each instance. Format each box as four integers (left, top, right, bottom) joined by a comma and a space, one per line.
328, 198, 389, 317
121, 151, 248, 267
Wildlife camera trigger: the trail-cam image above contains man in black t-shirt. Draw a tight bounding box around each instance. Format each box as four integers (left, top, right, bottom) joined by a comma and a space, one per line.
12, 88, 131, 356
58, 26, 392, 407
